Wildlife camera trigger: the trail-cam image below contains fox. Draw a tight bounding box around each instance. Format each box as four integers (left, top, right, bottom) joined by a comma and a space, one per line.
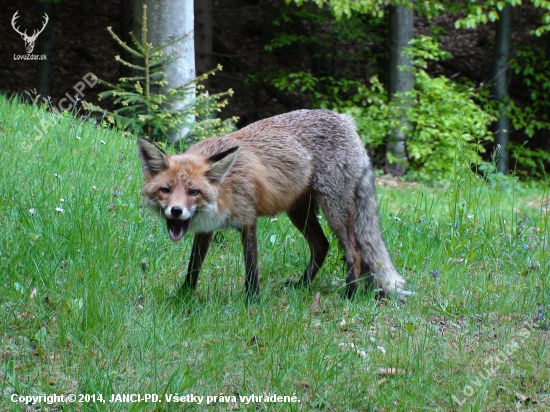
137, 109, 411, 302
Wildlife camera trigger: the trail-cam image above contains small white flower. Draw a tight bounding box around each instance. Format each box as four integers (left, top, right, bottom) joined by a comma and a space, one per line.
377, 345, 386, 354
55, 207, 64, 213
100, 140, 106, 145
60, 198, 65, 203
28, 208, 35, 215
76, 136, 81, 140
54, 173, 60, 178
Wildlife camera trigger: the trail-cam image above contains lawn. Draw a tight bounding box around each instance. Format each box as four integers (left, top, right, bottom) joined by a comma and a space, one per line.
0, 95, 549, 411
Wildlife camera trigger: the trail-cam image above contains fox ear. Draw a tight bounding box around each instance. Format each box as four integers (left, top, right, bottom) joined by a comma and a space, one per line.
205, 146, 240, 183
137, 137, 169, 178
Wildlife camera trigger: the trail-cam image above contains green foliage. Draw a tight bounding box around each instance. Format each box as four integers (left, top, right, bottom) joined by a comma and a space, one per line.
453, 0, 550, 36
509, 47, 550, 137
251, 1, 389, 117
451, 0, 550, 180
272, 36, 494, 181
289, 0, 412, 19
394, 37, 494, 180
263, 2, 387, 81
397, 72, 493, 181
83, 5, 236, 144
472, 46, 550, 179
454, 0, 521, 28
271, 72, 370, 107
296, 0, 550, 34
290, 0, 446, 20
290, 0, 388, 19
267, 4, 381, 54
509, 142, 550, 178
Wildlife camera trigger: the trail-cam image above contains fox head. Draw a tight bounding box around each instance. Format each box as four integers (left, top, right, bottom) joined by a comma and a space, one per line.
137, 138, 239, 241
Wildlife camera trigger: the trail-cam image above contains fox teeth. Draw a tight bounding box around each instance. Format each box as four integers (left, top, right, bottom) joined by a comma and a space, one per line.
166, 218, 190, 242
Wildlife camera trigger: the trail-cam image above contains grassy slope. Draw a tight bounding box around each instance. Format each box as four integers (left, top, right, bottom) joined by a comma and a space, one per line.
0, 95, 549, 411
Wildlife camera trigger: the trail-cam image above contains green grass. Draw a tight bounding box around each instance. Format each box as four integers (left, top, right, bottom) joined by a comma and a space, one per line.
0, 94, 549, 411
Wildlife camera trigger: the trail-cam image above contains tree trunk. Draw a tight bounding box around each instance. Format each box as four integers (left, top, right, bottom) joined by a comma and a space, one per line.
492, 3, 512, 174
194, 0, 213, 81
133, 0, 195, 142
35, 1, 53, 99
119, 0, 134, 79
387, 1, 414, 177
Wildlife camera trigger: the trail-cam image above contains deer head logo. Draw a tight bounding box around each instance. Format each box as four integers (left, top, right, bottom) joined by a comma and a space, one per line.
11, 10, 49, 54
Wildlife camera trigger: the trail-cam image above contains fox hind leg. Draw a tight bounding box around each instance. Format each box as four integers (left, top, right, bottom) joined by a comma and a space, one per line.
286, 196, 329, 287
360, 260, 377, 292
341, 210, 363, 298
317, 199, 362, 298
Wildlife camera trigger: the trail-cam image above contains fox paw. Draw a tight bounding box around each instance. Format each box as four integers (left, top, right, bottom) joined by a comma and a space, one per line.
381, 273, 414, 300
284, 277, 311, 288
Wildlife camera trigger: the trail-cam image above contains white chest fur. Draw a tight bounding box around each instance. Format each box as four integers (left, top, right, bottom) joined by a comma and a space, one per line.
188, 204, 230, 233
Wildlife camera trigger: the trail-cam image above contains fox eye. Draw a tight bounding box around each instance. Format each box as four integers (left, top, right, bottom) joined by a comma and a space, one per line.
189, 189, 200, 197
159, 187, 171, 195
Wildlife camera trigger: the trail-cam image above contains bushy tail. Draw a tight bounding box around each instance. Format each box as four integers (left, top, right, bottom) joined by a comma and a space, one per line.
354, 169, 412, 299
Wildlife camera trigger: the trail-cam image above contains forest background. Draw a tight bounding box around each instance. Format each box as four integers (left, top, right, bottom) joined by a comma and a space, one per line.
1, 0, 550, 181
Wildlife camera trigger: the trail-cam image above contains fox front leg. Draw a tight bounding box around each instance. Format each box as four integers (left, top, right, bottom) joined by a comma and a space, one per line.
183, 232, 213, 292
241, 222, 260, 303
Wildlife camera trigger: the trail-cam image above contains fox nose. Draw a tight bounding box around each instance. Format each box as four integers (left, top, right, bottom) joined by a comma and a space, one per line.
171, 206, 183, 217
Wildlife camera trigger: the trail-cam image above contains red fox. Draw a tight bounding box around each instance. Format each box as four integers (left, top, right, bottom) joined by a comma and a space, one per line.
138, 110, 411, 301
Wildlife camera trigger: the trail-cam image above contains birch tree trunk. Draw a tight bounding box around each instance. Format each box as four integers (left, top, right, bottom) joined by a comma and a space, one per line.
133, 0, 195, 142
387, 1, 414, 177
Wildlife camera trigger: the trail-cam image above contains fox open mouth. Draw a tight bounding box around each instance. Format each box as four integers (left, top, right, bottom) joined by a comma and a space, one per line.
166, 218, 190, 242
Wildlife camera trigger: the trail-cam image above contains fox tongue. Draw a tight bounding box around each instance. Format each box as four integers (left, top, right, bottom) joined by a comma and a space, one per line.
166, 218, 190, 242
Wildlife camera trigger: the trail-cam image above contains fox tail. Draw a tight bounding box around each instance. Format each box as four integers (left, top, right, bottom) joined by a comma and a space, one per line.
354, 168, 412, 299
